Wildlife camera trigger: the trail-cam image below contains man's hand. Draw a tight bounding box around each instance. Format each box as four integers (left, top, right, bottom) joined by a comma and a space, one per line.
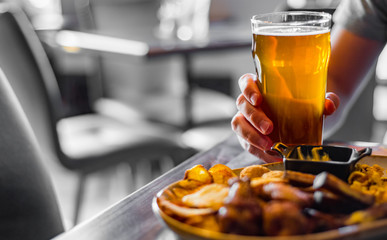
231, 73, 340, 163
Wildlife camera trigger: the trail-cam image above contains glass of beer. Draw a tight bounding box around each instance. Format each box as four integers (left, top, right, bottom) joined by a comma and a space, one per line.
251, 11, 331, 146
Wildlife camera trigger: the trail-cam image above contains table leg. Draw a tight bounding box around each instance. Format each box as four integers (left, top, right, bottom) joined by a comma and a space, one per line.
183, 53, 194, 129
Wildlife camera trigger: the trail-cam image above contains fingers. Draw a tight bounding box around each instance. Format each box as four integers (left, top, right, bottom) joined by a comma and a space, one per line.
324, 92, 340, 115
231, 112, 273, 151
236, 136, 282, 163
254, 149, 283, 163
236, 94, 273, 135
238, 73, 262, 106
234, 74, 275, 158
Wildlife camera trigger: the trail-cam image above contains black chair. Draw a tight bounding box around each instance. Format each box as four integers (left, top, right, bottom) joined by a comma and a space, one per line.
0, 68, 64, 239
0, 3, 195, 224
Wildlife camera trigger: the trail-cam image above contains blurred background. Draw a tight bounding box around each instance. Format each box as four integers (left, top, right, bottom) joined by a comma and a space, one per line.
5, 0, 281, 229
3, 0, 387, 231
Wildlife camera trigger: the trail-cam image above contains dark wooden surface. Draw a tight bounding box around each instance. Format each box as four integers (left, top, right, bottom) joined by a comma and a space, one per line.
53, 135, 263, 240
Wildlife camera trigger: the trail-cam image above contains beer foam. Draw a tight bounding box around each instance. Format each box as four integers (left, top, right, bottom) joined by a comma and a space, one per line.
253, 26, 330, 36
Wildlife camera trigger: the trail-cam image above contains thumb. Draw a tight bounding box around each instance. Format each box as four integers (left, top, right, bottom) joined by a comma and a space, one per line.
324, 92, 340, 115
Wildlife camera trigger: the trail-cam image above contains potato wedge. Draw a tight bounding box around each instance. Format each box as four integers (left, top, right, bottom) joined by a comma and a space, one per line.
209, 164, 238, 185
240, 165, 271, 179
158, 198, 215, 218
261, 170, 284, 179
184, 165, 213, 184
251, 177, 287, 189
182, 183, 229, 210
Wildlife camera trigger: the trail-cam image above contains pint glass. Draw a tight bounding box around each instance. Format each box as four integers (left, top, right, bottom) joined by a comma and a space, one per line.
251, 11, 331, 146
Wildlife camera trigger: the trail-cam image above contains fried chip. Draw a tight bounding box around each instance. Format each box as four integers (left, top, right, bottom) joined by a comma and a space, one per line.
208, 164, 238, 185
261, 170, 284, 179
250, 177, 288, 196
182, 183, 229, 210
171, 187, 196, 200
239, 165, 271, 179
251, 177, 287, 189
177, 179, 204, 190
184, 165, 213, 185
158, 198, 215, 218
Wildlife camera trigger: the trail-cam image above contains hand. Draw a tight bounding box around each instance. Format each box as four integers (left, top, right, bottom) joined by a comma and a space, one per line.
231, 73, 340, 163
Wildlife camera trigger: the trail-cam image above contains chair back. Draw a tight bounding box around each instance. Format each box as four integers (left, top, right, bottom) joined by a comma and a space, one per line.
0, 4, 63, 159
0, 69, 64, 239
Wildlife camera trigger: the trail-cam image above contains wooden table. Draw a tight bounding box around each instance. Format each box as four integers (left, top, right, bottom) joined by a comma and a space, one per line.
53, 135, 264, 240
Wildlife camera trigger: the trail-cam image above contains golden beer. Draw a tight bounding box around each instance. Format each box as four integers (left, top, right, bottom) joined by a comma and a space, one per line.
251, 13, 331, 146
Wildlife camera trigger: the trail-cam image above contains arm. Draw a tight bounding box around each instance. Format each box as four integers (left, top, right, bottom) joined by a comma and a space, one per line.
324, 25, 385, 137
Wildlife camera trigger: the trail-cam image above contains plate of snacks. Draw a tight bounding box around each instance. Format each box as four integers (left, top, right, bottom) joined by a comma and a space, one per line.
153, 154, 387, 239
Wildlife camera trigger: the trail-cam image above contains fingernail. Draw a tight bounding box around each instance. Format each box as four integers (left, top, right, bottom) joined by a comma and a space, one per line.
250, 93, 259, 106
259, 120, 271, 134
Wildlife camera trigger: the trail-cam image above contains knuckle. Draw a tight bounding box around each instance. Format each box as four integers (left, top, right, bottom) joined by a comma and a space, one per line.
246, 145, 254, 154
247, 110, 259, 122
243, 130, 255, 144
245, 107, 261, 125
231, 113, 243, 131
235, 94, 245, 107
246, 143, 258, 155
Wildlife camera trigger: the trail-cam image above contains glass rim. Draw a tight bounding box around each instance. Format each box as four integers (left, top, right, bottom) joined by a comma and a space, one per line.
251, 11, 332, 26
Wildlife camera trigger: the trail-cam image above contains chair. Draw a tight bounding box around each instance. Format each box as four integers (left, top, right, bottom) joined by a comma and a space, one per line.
0, 68, 64, 239
0, 3, 196, 224
62, 0, 237, 151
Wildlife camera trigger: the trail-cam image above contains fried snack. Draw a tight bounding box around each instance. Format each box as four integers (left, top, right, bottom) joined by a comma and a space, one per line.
157, 163, 387, 237
184, 164, 213, 184
261, 182, 314, 207
170, 187, 195, 201
172, 179, 207, 199
158, 198, 215, 218
313, 190, 367, 214
346, 202, 387, 225
182, 183, 229, 210
239, 164, 270, 179
208, 164, 237, 185
218, 178, 262, 235
305, 208, 346, 231
263, 201, 309, 236
177, 179, 204, 190
348, 164, 387, 203
251, 177, 287, 190
261, 170, 284, 179
284, 170, 316, 187
314, 172, 375, 207
349, 164, 385, 185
